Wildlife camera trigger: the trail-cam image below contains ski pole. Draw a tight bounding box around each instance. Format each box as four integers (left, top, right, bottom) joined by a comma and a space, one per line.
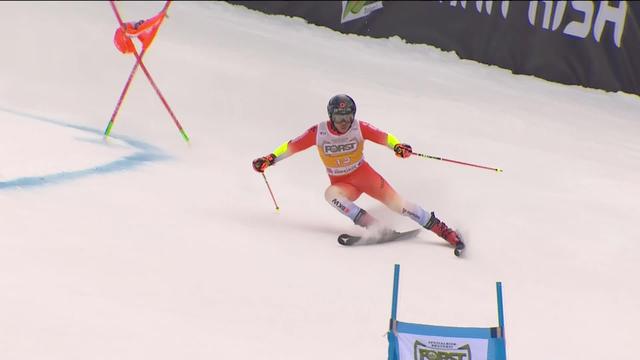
411, 151, 503, 173
261, 172, 280, 211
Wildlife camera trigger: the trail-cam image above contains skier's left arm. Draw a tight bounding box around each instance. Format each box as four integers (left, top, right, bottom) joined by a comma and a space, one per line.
270, 125, 317, 163
252, 126, 317, 172
360, 121, 412, 158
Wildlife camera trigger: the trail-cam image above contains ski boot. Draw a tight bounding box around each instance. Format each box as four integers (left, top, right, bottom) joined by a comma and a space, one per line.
353, 209, 378, 228
424, 212, 465, 256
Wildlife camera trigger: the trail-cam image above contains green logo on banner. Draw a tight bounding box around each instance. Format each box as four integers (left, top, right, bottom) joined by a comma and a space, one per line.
341, 1, 383, 23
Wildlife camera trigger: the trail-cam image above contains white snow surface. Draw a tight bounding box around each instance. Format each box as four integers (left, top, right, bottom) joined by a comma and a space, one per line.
1, 2, 639, 359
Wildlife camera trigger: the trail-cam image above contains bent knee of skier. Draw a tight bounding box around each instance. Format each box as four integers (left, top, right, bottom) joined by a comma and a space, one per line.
325, 183, 360, 202
371, 188, 405, 214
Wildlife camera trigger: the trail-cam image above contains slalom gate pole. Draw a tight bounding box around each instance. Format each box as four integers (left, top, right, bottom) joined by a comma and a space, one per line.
411, 151, 503, 173
130, 46, 190, 143
105, 1, 169, 138
496, 281, 508, 359
104, 0, 163, 138
261, 172, 280, 212
390, 264, 400, 323
104, 57, 141, 138
108, 1, 190, 143
496, 282, 505, 336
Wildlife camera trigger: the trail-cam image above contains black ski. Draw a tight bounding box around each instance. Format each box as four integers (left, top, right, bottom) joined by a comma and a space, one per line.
338, 228, 421, 246
339, 229, 466, 257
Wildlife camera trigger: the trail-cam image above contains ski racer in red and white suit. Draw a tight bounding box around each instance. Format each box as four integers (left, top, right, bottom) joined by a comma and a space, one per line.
252, 94, 463, 250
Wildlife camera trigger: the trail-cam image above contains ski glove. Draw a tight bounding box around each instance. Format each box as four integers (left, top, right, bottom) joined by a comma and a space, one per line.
394, 143, 412, 158
252, 154, 276, 173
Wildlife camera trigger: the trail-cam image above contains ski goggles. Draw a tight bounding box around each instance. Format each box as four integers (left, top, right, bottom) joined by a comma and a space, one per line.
332, 113, 353, 126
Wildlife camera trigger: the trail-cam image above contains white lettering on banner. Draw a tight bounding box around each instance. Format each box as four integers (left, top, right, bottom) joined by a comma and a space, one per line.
444, 1, 511, 19
528, 0, 628, 47
551, 1, 568, 31
501, 0, 510, 18
447, 1, 468, 9
562, 1, 594, 38
476, 1, 492, 14
442, 1, 629, 47
476, 0, 509, 17
593, 0, 628, 47
528, 1, 554, 29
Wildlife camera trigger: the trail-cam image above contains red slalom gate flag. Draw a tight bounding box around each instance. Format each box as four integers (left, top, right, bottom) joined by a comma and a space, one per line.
105, 1, 189, 143
113, 7, 168, 54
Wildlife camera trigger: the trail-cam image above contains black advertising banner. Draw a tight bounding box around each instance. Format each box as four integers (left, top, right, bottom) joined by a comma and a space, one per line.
228, 1, 640, 96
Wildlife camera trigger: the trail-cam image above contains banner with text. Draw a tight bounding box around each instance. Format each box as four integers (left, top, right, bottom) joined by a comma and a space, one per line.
390, 322, 505, 360
384, 265, 507, 360
228, 1, 640, 96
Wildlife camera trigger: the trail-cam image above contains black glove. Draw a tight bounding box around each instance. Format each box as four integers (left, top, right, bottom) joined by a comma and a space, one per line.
252, 154, 276, 173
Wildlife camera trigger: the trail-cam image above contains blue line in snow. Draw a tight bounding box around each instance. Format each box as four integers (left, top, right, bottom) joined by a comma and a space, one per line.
0, 107, 169, 190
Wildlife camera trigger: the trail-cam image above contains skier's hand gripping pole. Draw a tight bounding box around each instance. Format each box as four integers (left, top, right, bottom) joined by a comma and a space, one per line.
393, 143, 413, 158
410, 151, 503, 173
253, 154, 280, 211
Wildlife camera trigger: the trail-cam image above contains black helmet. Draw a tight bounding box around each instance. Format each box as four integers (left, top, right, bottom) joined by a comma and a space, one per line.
327, 94, 356, 119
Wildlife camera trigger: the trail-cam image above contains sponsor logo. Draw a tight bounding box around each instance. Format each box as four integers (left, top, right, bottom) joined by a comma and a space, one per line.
341, 1, 383, 24
332, 198, 350, 214
528, 1, 628, 47
326, 162, 362, 175
402, 208, 420, 222
442, 1, 628, 47
414, 340, 471, 360
324, 142, 357, 154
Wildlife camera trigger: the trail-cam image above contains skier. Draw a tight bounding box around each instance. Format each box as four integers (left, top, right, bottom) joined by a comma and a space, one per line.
252, 94, 464, 255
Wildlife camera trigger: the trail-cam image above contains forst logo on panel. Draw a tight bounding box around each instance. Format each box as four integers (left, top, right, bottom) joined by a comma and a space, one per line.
414, 341, 472, 360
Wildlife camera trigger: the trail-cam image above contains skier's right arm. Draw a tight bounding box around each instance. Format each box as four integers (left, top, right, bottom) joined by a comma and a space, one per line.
252, 125, 317, 173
